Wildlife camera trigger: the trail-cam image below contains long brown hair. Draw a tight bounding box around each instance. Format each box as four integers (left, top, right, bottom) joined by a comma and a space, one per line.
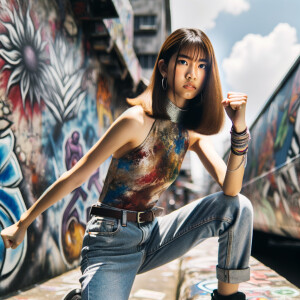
128, 28, 224, 135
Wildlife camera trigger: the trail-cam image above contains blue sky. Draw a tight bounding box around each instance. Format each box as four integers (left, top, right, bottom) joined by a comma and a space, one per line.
209, 0, 300, 58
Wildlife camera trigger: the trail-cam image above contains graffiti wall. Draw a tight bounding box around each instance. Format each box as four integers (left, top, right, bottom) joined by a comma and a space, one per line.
0, 0, 116, 295
242, 57, 300, 239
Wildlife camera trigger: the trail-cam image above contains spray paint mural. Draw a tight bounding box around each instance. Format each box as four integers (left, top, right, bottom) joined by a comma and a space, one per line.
242, 56, 300, 239
0, 0, 116, 295
96, 75, 114, 182
0, 98, 27, 289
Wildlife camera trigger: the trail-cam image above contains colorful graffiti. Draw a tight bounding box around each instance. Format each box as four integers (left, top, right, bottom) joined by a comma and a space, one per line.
96, 75, 113, 134
0, 98, 27, 290
0, 0, 117, 295
242, 58, 300, 239
61, 131, 87, 265
95, 75, 114, 181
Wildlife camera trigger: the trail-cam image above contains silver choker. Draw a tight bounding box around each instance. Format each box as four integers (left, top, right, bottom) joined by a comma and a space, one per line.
166, 99, 188, 123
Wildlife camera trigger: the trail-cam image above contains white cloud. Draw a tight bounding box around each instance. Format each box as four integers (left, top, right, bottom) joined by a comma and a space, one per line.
171, 0, 250, 31
222, 23, 300, 124
223, 0, 250, 15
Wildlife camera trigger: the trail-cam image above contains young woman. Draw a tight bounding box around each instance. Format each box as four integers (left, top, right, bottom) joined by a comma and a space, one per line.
1, 28, 253, 300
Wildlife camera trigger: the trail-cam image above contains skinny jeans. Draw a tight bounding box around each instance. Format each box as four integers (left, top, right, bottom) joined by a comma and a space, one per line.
79, 192, 253, 300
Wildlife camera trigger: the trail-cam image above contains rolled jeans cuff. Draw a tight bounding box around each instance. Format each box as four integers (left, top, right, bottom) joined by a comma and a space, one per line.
216, 266, 250, 284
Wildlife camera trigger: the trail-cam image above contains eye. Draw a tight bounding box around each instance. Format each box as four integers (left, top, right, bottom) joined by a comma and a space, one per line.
177, 59, 187, 65
199, 64, 207, 69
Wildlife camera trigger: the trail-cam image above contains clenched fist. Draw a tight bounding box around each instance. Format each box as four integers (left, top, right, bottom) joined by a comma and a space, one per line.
1, 222, 27, 249
222, 92, 247, 132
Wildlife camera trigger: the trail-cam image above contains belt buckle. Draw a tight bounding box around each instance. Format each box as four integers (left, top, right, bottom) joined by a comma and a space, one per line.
137, 211, 145, 224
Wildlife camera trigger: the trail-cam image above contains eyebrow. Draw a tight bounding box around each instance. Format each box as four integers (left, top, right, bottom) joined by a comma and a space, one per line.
178, 54, 208, 62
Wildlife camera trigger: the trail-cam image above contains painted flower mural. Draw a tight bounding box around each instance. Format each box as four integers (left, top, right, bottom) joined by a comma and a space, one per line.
46, 34, 87, 123
0, 5, 48, 108
0, 3, 87, 123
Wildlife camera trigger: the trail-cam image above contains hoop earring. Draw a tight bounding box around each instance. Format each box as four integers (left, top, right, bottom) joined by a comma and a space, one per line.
162, 77, 167, 90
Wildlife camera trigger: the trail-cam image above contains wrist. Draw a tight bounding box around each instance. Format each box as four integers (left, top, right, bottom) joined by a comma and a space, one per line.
17, 213, 31, 229
232, 123, 247, 133
230, 124, 250, 156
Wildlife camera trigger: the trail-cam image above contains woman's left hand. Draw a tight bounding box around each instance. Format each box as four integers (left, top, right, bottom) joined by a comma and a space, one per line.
222, 92, 247, 132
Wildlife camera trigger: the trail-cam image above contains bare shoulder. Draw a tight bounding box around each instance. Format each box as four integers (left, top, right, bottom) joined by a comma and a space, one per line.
118, 105, 151, 128
188, 130, 212, 151
113, 105, 154, 158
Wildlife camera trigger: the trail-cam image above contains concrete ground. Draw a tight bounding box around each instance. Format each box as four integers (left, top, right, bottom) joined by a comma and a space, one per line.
177, 238, 300, 300
2, 256, 179, 300
3, 238, 300, 300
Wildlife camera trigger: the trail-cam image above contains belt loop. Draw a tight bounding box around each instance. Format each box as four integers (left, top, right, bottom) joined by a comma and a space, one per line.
121, 210, 127, 227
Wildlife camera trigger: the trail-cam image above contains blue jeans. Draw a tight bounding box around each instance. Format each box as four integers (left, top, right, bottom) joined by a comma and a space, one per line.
79, 192, 253, 300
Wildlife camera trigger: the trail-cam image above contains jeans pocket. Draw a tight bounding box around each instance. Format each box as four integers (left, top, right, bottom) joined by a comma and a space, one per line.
87, 216, 121, 236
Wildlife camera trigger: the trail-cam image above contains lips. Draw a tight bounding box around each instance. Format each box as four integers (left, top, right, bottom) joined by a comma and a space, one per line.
183, 83, 196, 89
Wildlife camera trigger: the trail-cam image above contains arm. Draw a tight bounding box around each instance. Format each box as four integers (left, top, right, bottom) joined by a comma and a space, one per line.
190, 135, 246, 196
1, 107, 142, 249
222, 92, 248, 195
190, 92, 248, 196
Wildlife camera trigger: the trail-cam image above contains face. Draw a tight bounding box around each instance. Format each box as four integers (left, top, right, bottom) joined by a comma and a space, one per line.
164, 48, 208, 106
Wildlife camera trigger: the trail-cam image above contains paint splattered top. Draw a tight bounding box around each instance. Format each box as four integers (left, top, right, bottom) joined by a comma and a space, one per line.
99, 118, 189, 211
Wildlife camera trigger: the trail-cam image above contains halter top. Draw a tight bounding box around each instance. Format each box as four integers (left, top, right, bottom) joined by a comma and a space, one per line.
99, 118, 189, 211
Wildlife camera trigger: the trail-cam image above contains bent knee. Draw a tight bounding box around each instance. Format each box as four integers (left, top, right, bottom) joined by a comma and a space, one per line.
237, 193, 253, 219
217, 192, 253, 218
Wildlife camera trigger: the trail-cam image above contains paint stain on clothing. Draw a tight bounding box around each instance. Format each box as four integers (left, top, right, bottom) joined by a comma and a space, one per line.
99, 119, 189, 211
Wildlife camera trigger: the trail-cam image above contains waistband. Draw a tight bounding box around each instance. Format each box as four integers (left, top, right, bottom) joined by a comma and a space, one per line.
90, 203, 164, 227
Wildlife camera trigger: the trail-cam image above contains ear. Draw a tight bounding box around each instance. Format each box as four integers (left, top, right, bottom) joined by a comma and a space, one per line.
158, 59, 168, 78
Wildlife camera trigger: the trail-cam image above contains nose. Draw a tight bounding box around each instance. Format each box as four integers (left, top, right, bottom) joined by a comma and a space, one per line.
186, 64, 197, 80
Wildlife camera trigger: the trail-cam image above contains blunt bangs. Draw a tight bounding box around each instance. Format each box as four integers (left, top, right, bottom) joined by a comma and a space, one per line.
179, 38, 210, 64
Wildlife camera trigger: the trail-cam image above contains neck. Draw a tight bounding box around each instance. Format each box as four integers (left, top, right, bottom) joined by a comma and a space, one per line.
166, 98, 188, 123
167, 91, 187, 109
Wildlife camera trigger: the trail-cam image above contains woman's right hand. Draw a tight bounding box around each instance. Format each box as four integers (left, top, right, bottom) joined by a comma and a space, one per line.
1, 222, 27, 249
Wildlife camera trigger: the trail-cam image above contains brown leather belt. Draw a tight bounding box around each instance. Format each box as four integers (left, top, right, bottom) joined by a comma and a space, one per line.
90, 205, 164, 226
